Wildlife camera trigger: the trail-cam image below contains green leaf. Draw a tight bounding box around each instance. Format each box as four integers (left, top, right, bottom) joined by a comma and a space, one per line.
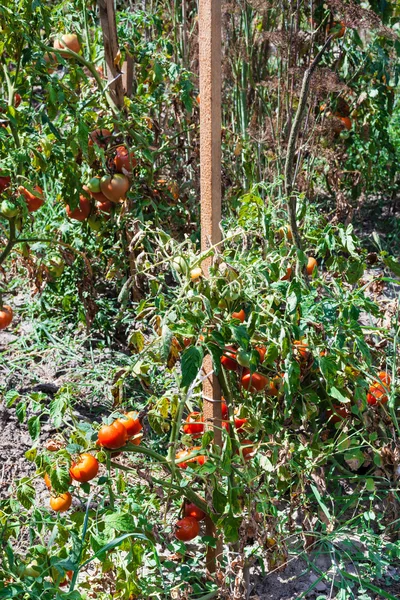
49, 395, 68, 428
160, 324, 173, 363
180, 346, 203, 388
104, 512, 136, 532
15, 401, 26, 423
28, 415, 41, 441
310, 484, 332, 523
383, 255, 400, 277
329, 387, 350, 403
206, 342, 222, 375
5, 390, 19, 408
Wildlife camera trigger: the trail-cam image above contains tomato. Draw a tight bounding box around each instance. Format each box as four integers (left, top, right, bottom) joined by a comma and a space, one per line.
0, 305, 13, 330
239, 440, 256, 461
281, 266, 292, 281
66, 195, 91, 221
234, 417, 248, 432
190, 267, 202, 281
129, 433, 142, 446
221, 346, 238, 371
0, 199, 18, 218
327, 404, 350, 423
328, 21, 346, 39
86, 177, 102, 194
47, 255, 65, 278
378, 371, 391, 385
0, 176, 11, 193
50, 492, 72, 512
236, 349, 250, 367
70, 453, 99, 483
98, 421, 128, 449
221, 401, 228, 420
277, 225, 293, 241
232, 308, 245, 322
222, 420, 230, 432
14, 93, 21, 108
293, 340, 310, 361
175, 516, 200, 541
367, 384, 388, 406
183, 412, 204, 437
255, 346, 267, 363
339, 116, 351, 131
97, 200, 113, 214
18, 185, 44, 212
54, 34, 81, 54
113, 146, 137, 173
88, 128, 112, 148
44, 473, 51, 489
184, 503, 205, 521
100, 174, 130, 203
266, 378, 280, 397
175, 449, 189, 469
306, 257, 318, 276
117, 411, 142, 438
59, 570, 73, 587
241, 370, 268, 393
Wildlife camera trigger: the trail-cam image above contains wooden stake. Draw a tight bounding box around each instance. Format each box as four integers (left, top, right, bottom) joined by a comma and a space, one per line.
97, 0, 125, 109
199, 0, 222, 574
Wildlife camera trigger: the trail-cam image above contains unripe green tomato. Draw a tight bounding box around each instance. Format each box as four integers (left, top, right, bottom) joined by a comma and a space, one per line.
172, 255, 189, 275
87, 215, 102, 231
48, 256, 65, 278
236, 349, 250, 367
18, 560, 41, 578
218, 298, 228, 309
340, 130, 350, 140
87, 177, 101, 193
0, 199, 19, 219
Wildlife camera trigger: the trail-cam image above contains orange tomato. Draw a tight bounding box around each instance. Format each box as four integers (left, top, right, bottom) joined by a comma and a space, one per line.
293, 340, 309, 360
378, 371, 391, 385
367, 383, 388, 406
50, 492, 72, 512
239, 440, 256, 461
54, 34, 81, 54
98, 421, 128, 449
306, 256, 318, 276
66, 195, 91, 221
281, 266, 292, 281
183, 412, 204, 438
70, 453, 99, 483
117, 411, 142, 438
232, 309, 246, 323
18, 185, 44, 212
339, 116, 352, 131
255, 346, 267, 363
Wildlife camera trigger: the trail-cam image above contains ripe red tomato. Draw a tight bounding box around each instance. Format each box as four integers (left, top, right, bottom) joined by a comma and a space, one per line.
117, 411, 142, 438
98, 421, 128, 449
113, 146, 137, 173
184, 502, 205, 521
232, 308, 245, 322
221, 346, 238, 371
88, 128, 112, 148
241, 370, 268, 393
97, 200, 113, 214
306, 257, 318, 276
50, 492, 72, 512
14, 93, 21, 108
70, 453, 99, 483
0, 176, 11, 193
59, 570, 73, 587
327, 404, 350, 423
175, 516, 200, 541
367, 384, 388, 406
0, 305, 13, 330
100, 174, 130, 203
221, 401, 228, 419
18, 185, 44, 212
183, 412, 204, 437
293, 340, 310, 361
234, 417, 247, 432
175, 449, 189, 469
281, 266, 292, 281
239, 440, 255, 461
255, 346, 266, 363
66, 195, 91, 221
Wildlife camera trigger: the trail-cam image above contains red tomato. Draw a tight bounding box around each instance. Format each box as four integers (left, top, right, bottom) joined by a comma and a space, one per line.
88, 128, 112, 147
184, 502, 205, 521
98, 421, 128, 449
367, 384, 388, 406
18, 185, 44, 212
221, 401, 228, 420
281, 266, 292, 281
222, 420, 230, 432
232, 309, 245, 322
0, 176, 11, 193
241, 370, 268, 393
113, 146, 137, 173
0, 305, 13, 330
175, 449, 189, 469
66, 195, 91, 221
327, 404, 350, 423
70, 453, 99, 483
221, 346, 238, 371
175, 517, 200, 541
255, 346, 266, 363
293, 340, 310, 361
239, 440, 256, 461
234, 417, 248, 432
183, 412, 204, 437
14, 93, 21, 108
100, 174, 130, 203
117, 411, 142, 438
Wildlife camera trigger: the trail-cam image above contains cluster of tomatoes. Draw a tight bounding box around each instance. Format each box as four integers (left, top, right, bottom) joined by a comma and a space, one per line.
367, 371, 391, 406
45, 411, 142, 512
175, 502, 206, 542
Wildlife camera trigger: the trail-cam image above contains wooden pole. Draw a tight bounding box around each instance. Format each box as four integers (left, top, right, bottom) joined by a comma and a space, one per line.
199, 0, 222, 574
97, 0, 125, 109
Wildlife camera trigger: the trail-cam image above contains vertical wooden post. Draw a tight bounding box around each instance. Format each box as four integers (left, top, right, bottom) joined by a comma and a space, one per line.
97, 0, 125, 109
199, 0, 222, 574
